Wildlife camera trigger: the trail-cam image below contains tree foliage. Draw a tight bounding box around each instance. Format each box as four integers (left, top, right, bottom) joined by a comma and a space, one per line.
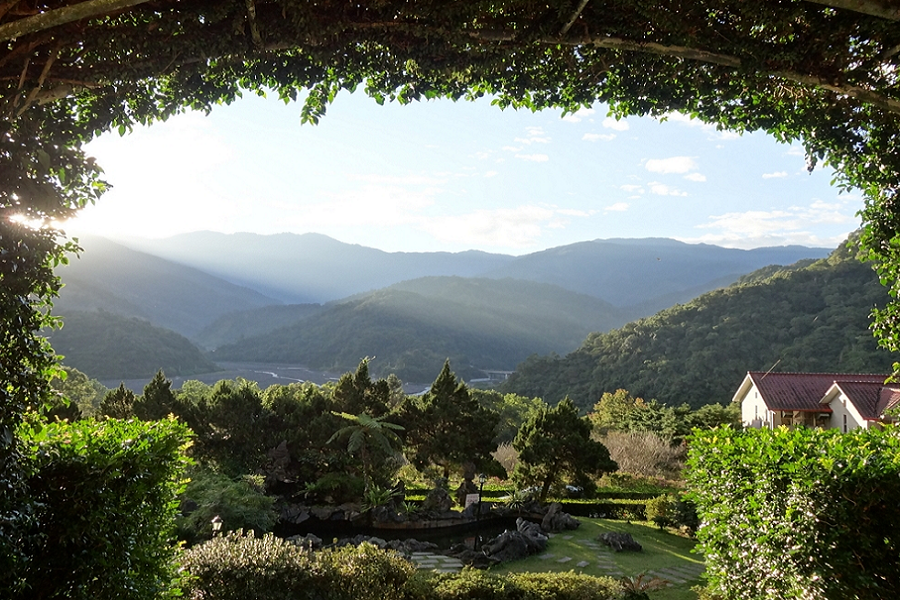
3, 4, 900, 554
513, 397, 617, 501
401, 361, 503, 479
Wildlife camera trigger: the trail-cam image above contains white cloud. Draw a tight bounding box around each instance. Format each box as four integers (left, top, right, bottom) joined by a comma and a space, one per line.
562, 108, 595, 123
557, 208, 598, 217
684, 173, 707, 182
502, 146, 520, 152
649, 182, 688, 197
583, 133, 616, 142
605, 202, 629, 212
685, 199, 860, 248
620, 184, 644, 193
514, 136, 550, 145
515, 153, 549, 162
602, 117, 630, 131
645, 156, 698, 174
660, 111, 742, 140
762, 171, 788, 179
484, 170, 499, 178
351, 173, 447, 186
420, 205, 559, 249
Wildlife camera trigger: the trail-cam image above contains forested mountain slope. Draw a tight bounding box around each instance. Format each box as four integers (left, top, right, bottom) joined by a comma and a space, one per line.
501, 244, 894, 410
48, 311, 217, 380
212, 277, 626, 382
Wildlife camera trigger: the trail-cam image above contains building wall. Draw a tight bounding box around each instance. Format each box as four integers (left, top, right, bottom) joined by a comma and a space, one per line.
826, 392, 870, 432
740, 382, 773, 428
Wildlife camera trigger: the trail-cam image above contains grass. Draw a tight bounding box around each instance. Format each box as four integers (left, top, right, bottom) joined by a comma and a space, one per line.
489, 519, 704, 600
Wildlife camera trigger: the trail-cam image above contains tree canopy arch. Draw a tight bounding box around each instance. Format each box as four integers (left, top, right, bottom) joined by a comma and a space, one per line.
3, 0, 900, 450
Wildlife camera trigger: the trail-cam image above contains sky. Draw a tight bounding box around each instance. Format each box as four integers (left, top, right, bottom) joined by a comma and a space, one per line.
68, 90, 861, 255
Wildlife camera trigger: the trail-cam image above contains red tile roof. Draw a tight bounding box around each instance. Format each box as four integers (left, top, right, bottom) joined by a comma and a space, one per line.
829, 381, 900, 420
749, 371, 889, 412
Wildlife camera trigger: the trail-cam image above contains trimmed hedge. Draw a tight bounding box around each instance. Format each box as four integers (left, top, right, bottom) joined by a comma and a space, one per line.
687, 426, 900, 600
181, 532, 622, 600
16, 417, 191, 600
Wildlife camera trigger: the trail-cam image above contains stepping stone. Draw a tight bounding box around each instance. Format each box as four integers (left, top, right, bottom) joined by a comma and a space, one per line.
646, 570, 686, 584
561, 535, 574, 540
537, 553, 555, 560
576, 561, 590, 568
557, 556, 572, 563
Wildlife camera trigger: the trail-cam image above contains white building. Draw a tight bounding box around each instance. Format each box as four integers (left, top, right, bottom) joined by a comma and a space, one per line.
733, 371, 900, 431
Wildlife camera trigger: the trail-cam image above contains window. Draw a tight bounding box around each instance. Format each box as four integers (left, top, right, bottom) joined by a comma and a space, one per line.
843, 414, 847, 433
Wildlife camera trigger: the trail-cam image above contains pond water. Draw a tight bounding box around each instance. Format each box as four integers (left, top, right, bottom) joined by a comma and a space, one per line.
275, 516, 526, 550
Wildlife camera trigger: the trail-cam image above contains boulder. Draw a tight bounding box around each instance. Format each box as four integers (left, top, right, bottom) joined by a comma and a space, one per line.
287, 533, 323, 549
421, 487, 453, 513
598, 532, 642, 552
541, 502, 580, 532
480, 518, 549, 563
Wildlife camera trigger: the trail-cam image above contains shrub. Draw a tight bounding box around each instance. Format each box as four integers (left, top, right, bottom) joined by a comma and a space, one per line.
687, 426, 900, 600
413, 569, 621, 600
181, 533, 414, 600
319, 543, 416, 600
601, 431, 685, 479
509, 571, 622, 600
17, 417, 190, 600
644, 494, 675, 528
180, 531, 319, 600
176, 467, 277, 543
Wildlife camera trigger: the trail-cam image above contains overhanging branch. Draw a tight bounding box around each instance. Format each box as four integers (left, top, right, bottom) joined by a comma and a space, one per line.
803, 0, 900, 21
0, 0, 151, 42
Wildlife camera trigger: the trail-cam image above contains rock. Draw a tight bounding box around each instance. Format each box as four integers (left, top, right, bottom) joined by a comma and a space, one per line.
280, 504, 310, 524
516, 517, 549, 551
482, 530, 532, 562
598, 532, 642, 552
287, 533, 322, 549
266, 440, 291, 485
422, 486, 453, 513
541, 502, 580, 532
455, 479, 478, 507
461, 501, 492, 520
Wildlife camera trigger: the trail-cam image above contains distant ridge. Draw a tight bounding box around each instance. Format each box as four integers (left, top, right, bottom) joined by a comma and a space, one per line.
55, 236, 281, 337
117, 232, 831, 312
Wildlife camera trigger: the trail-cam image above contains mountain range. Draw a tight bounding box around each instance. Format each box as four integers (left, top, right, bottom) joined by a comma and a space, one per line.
501, 241, 894, 410
52, 233, 832, 382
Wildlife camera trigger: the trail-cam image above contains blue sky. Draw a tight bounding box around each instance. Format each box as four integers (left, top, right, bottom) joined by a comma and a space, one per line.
69, 91, 860, 255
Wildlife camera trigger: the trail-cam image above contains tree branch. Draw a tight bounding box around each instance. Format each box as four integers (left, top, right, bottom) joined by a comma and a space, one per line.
559, 0, 590, 36
803, 0, 900, 21
0, 0, 151, 42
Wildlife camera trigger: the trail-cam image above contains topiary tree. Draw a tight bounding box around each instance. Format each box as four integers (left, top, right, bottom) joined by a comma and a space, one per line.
513, 398, 617, 502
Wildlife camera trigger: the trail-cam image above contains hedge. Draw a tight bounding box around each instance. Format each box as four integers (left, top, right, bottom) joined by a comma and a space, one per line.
13, 418, 191, 600
687, 426, 900, 600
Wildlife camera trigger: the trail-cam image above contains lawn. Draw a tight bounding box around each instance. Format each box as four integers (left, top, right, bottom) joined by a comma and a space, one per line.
488, 519, 704, 600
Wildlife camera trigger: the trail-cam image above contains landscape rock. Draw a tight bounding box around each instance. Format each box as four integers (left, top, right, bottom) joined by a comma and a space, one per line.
598, 532, 642, 552
421, 486, 453, 513
287, 533, 323, 549
280, 503, 311, 524
479, 518, 549, 563
541, 502, 580, 532
460, 501, 492, 520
